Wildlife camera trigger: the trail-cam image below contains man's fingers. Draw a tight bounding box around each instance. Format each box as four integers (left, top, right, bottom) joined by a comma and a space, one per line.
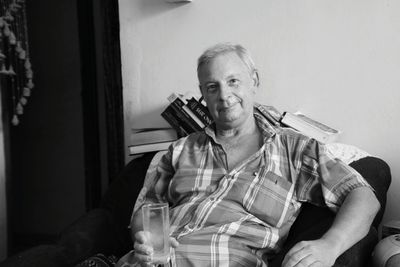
282, 244, 311, 267
170, 237, 179, 248
286, 241, 309, 256
134, 242, 153, 254
134, 252, 152, 263
308, 261, 324, 267
283, 253, 319, 267
134, 231, 149, 243
283, 240, 332, 267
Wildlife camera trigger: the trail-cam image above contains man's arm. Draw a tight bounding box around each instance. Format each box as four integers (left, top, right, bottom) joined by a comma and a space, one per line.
129, 150, 179, 265
283, 186, 380, 267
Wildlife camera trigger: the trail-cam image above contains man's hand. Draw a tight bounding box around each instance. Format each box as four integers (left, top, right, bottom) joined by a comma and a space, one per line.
282, 187, 380, 267
133, 231, 179, 267
282, 238, 340, 267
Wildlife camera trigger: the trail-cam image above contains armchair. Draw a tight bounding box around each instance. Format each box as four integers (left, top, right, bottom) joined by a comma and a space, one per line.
0, 153, 391, 267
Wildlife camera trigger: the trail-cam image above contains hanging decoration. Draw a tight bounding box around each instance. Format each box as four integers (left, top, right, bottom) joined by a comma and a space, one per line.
0, 0, 33, 126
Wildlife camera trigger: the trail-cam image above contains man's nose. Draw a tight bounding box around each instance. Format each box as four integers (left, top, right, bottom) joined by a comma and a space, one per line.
218, 84, 232, 101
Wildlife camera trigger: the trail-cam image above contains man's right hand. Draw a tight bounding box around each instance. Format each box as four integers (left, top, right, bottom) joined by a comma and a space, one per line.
133, 231, 179, 267
133, 231, 153, 266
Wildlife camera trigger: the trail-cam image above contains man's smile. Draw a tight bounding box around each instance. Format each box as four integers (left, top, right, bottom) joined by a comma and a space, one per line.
218, 99, 240, 113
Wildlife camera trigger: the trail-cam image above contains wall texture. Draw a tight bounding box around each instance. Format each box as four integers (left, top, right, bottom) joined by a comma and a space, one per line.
119, 0, 400, 224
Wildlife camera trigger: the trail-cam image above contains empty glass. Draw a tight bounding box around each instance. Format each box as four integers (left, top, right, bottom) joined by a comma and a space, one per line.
142, 203, 170, 265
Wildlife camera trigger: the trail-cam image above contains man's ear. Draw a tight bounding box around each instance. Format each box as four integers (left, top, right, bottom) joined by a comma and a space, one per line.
252, 70, 260, 88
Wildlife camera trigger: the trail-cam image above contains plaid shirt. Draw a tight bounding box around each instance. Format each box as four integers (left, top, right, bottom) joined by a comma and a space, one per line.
137, 108, 370, 267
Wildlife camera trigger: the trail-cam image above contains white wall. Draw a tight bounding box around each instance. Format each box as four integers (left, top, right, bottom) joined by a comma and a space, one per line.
119, 0, 400, 225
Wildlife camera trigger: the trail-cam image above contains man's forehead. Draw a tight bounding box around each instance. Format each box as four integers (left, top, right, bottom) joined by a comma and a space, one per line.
205, 51, 243, 66
198, 52, 248, 77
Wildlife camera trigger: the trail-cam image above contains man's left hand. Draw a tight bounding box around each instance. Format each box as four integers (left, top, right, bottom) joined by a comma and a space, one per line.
282, 239, 340, 267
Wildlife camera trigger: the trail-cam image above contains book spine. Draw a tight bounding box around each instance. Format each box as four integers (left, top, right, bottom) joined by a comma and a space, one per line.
161, 106, 189, 137
167, 94, 203, 132
186, 97, 213, 126
281, 112, 337, 143
294, 113, 339, 134
163, 105, 197, 135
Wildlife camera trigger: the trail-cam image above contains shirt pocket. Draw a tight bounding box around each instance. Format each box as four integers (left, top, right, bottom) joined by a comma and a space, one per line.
242, 167, 294, 227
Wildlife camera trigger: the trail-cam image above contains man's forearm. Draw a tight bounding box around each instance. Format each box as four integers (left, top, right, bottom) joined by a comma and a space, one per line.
321, 186, 380, 257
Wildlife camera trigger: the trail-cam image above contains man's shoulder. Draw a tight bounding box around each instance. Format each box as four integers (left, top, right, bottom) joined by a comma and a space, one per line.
270, 126, 316, 155
173, 131, 209, 148
274, 125, 311, 142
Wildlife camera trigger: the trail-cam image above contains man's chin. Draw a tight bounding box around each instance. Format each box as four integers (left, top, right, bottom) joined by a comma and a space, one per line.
218, 107, 239, 117
215, 116, 241, 129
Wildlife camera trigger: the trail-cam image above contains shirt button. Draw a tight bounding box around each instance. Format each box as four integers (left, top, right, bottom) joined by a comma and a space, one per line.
206, 185, 216, 193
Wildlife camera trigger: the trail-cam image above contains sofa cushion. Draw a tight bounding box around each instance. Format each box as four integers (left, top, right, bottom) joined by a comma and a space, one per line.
0, 245, 69, 267
99, 152, 157, 254
57, 209, 120, 264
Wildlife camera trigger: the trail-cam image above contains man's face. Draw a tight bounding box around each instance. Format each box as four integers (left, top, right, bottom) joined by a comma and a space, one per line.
198, 52, 258, 130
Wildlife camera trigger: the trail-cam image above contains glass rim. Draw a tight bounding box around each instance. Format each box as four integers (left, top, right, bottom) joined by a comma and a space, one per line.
142, 202, 169, 209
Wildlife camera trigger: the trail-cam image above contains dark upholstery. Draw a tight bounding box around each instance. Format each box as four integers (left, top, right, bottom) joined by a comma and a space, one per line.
0, 155, 391, 267
0, 152, 155, 267
269, 156, 392, 267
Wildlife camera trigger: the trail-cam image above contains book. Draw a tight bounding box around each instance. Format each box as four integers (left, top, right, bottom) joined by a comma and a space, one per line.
186, 97, 213, 127
161, 105, 192, 136
129, 141, 173, 155
167, 93, 205, 131
130, 128, 178, 146
280, 112, 340, 143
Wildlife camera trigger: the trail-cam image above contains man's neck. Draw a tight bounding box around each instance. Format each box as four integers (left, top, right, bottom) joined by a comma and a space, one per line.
216, 117, 258, 140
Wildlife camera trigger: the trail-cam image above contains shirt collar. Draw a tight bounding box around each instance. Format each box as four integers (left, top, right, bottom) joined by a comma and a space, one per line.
204, 104, 277, 143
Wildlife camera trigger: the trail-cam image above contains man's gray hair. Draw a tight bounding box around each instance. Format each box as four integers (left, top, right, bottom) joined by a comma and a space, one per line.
197, 43, 258, 76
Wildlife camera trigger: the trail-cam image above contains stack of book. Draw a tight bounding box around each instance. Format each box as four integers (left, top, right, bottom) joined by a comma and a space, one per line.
128, 93, 213, 155
128, 128, 178, 155
161, 92, 214, 136
280, 111, 340, 143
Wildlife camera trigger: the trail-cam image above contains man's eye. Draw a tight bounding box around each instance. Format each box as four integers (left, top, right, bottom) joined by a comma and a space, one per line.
229, 79, 239, 86
206, 85, 217, 93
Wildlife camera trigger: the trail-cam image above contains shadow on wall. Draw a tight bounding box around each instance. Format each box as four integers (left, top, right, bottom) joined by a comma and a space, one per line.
129, 105, 170, 131
135, 0, 191, 19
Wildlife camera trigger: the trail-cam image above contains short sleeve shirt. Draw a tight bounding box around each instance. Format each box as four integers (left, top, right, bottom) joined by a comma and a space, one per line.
140, 108, 371, 267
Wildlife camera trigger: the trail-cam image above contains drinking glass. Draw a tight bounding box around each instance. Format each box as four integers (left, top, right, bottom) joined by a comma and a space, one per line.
142, 202, 170, 265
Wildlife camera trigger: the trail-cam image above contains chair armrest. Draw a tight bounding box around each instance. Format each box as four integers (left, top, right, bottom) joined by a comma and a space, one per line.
269, 156, 390, 267
334, 227, 378, 267
349, 156, 391, 228
0, 245, 69, 267
57, 208, 123, 265
268, 205, 378, 267
54, 153, 158, 265
0, 209, 120, 267
100, 152, 156, 234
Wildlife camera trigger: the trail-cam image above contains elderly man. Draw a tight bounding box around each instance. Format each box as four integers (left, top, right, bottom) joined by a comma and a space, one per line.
130, 43, 380, 267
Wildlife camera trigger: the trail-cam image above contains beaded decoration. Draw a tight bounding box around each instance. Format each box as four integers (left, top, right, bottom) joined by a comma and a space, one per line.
0, 0, 33, 125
